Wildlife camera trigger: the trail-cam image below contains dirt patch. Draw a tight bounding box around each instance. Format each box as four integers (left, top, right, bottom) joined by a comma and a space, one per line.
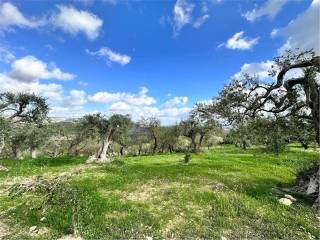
105, 210, 129, 219
0, 221, 10, 239
126, 180, 189, 202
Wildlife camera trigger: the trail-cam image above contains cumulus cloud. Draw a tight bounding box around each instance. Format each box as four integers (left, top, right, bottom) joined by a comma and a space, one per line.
219, 31, 259, 50
161, 96, 188, 108
88, 87, 156, 106
9, 56, 75, 82
66, 90, 87, 106
88, 90, 191, 124
0, 73, 64, 101
272, 0, 320, 54
233, 60, 273, 79
51, 5, 103, 40
0, 2, 44, 32
242, 0, 289, 22
108, 100, 191, 125
0, 55, 75, 103
86, 47, 131, 66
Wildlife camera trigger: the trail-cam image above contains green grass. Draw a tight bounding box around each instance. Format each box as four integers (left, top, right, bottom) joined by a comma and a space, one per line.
0, 145, 319, 239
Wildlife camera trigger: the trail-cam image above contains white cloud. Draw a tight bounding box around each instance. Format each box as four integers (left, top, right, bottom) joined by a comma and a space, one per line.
270, 28, 279, 38
89, 90, 191, 124
77, 81, 88, 87
0, 73, 64, 101
88, 87, 156, 106
0, 2, 43, 31
173, 0, 195, 34
108, 101, 191, 125
272, 0, 320, 54
193, 14, 209, 28
51, 5, 103, 40
86, 47, 131, 65
0, 55, 75, 103
9, 56, 75, 82
66, 90, 87, 105
163, 0, 209, 37
233, 60, 273, 79
243, 0, 289, 22
162, 96, 188, 108
219, 31, 259, 50
0, 47, 15, 63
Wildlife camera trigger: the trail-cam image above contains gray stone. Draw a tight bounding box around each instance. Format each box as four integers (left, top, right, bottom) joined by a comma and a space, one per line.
279, 198, 292, 206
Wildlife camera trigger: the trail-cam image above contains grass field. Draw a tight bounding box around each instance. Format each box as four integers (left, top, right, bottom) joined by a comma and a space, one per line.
0, 145, 319, 240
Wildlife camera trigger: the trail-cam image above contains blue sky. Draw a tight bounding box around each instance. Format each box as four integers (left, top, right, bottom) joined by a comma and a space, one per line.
0, 0, 319, 124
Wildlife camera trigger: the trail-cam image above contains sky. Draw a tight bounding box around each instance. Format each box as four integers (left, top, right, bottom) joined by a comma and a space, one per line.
0, 0, 319, 124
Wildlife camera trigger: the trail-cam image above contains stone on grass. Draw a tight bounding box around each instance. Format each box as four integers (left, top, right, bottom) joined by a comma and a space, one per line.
284, 194, 297, 202
40, 217, 46, 222
279, 198, 292, 206
29, 226, 38, 234
0, 165, 8, 172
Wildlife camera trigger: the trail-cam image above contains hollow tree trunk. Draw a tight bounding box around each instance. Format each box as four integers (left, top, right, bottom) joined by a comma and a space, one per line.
30, 147, 37, 159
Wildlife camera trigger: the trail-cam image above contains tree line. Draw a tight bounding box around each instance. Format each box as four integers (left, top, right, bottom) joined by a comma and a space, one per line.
0, 49, 319, 162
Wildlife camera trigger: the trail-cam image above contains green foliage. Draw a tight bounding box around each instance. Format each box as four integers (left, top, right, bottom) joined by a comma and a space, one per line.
0, 92, 49, 123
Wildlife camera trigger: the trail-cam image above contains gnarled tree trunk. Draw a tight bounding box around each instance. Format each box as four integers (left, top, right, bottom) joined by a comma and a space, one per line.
87, 139, 112, 163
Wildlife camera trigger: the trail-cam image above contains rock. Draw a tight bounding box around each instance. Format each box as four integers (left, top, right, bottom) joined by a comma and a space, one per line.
284, 194, 297, 202
0, 165, 8, 172
221, 237, 228, 240
145, 236, 153, 240
40, 217, 46, 222
279, 198, 292, 206
29, 226, 38, 234
211, 182, 225, 191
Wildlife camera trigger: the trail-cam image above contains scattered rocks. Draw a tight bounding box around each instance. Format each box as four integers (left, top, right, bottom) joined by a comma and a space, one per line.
29, 225, 38, 234
0, 165, 8, 172
279, 198, 293, 206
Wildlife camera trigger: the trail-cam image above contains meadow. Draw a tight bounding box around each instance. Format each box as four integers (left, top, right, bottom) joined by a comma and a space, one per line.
0, 145, 319, 240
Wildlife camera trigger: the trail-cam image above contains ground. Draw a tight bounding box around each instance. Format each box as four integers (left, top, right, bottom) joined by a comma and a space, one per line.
0, 145, 319, 240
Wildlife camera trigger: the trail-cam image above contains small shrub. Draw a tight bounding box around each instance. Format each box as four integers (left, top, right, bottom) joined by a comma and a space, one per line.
184, 152, 191, 163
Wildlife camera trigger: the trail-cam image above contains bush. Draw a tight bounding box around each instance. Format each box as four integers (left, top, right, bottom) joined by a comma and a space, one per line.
184, 152, 191, 163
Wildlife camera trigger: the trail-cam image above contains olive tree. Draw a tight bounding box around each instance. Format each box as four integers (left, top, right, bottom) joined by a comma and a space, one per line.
0, 92, 49, 159
196, 50, 320, 145
79, 113, 131, 163
139, 117, 161, 154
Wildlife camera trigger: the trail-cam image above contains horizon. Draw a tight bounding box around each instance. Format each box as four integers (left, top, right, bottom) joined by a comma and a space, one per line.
0, 0, 319, 125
